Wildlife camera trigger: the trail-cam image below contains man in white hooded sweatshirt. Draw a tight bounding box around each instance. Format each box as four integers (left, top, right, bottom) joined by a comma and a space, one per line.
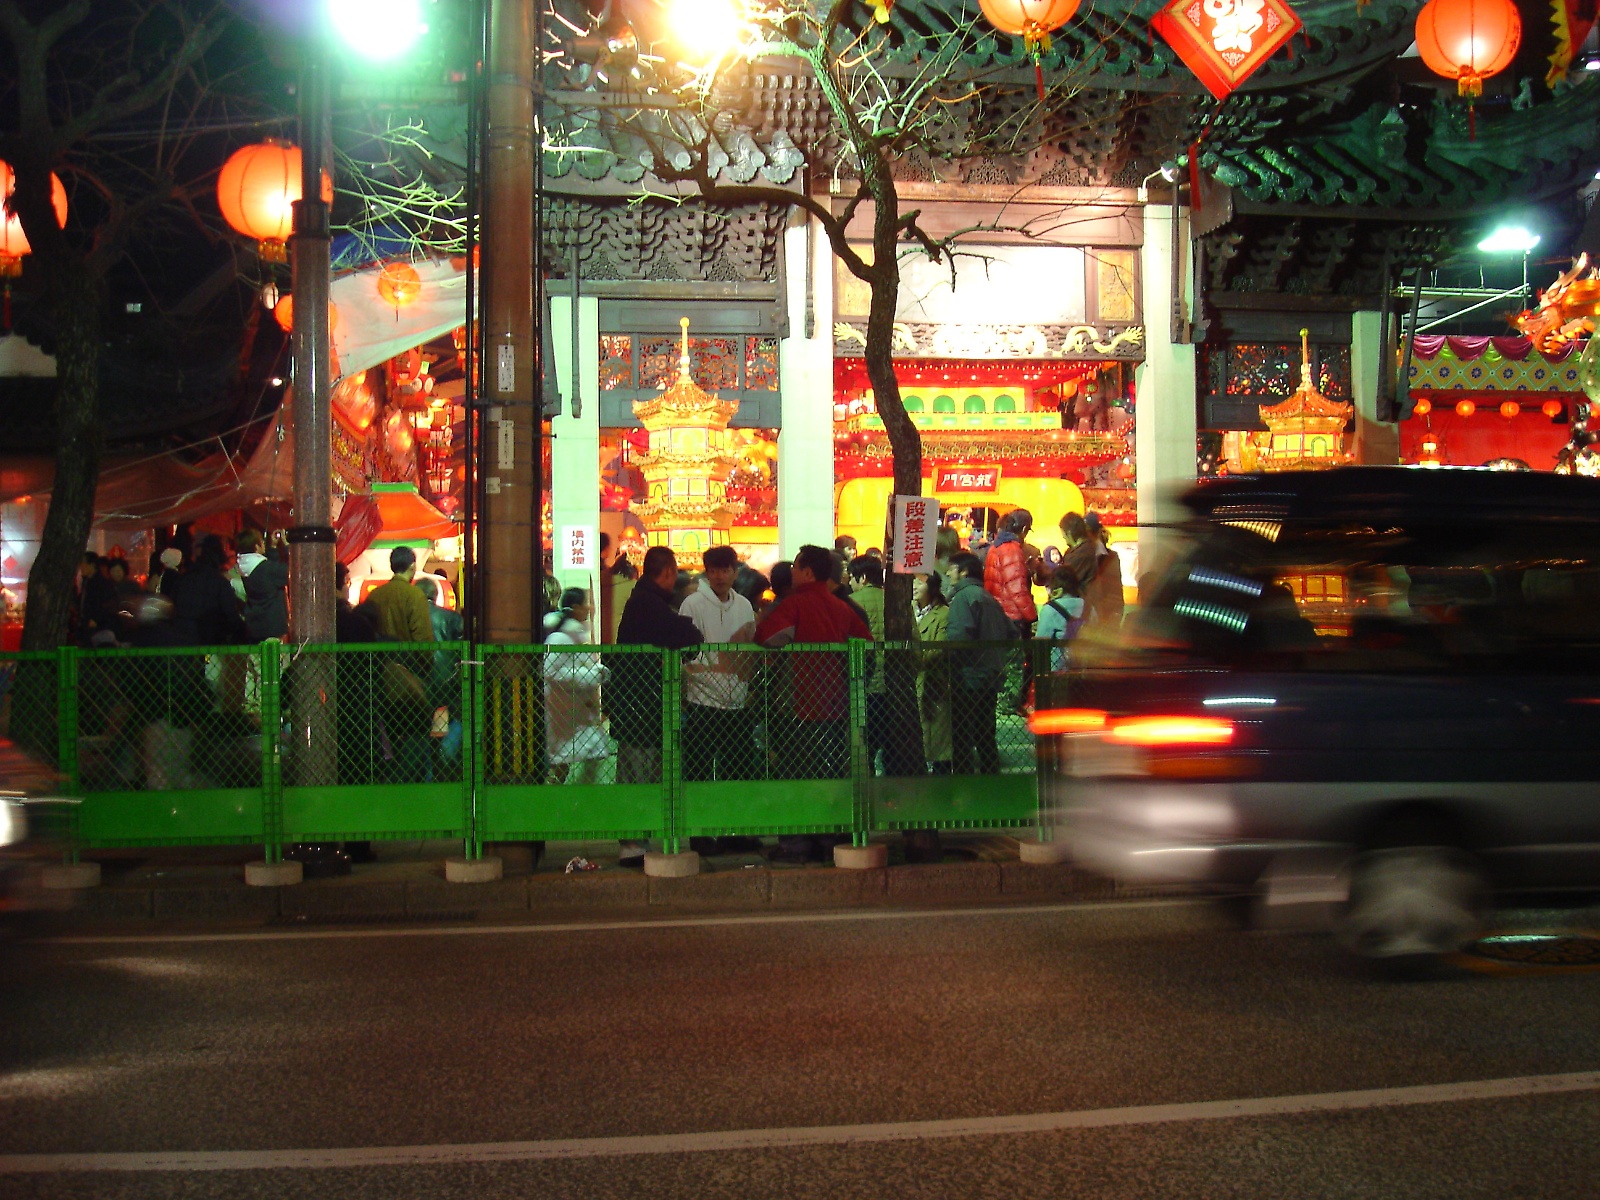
678, 545, 757, 786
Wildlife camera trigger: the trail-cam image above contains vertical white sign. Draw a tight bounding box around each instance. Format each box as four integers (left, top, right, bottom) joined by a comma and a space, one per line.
891, 496, 939, 574
559, 525, 596, 574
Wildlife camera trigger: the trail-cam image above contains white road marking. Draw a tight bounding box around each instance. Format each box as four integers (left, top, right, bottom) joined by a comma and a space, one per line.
31, 898, 1199, 946
3, 1072, 1597, 1173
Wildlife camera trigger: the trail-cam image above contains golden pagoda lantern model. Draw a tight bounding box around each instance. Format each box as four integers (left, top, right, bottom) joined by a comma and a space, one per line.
630, 317, 744, 552
1252, 329, 1354, 471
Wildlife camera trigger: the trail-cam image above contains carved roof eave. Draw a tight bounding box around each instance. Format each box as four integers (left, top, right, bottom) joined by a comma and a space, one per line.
542, 174, 804, 200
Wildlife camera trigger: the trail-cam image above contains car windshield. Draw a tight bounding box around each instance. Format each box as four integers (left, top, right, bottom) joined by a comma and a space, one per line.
1109, 517, 1600, 674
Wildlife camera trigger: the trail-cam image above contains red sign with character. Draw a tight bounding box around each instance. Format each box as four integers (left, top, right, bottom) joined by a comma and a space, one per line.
934, 466, 1001, 493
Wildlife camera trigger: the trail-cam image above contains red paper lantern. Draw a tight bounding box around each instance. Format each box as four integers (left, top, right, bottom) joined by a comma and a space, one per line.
1415, 0, 1520, 98
1412, 398, 1433, 416
1150, 0, 1303, 101
0, 160, 67, 277
1543, 400, 1565, 418
377, 261, 422, 309
978, 0, 1081, 51
1455, 399, 1477, 418
1499, 400, 1520, 418
216, 141, 333, 263
272, 294, 340, 334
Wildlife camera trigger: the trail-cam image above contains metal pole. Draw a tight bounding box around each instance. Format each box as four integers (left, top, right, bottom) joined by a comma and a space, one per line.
482, 0, 538, 643
288, 36, 336, 786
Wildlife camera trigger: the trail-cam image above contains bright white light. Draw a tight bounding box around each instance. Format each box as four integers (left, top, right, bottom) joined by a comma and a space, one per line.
670, 0, 746, 62
1477, 226, 1540, 254
1586, 59, 1600, 71
329, 0, 426, 62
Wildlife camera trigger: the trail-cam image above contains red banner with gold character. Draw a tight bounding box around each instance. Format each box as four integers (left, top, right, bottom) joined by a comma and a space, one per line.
1151, 0, 1302, 101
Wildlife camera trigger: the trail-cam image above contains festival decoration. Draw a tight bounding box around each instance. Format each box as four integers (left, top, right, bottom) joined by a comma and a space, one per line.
1499, 400, 1520, 418
1413, 398, 1433, 415
1150, 0, 1303, 102
978, 0, 1082, 98
1543, 400, 1565, 418
0, 160, 67, 277
216, 140, 331, 263
272, 294, 340, 335
1547, 0, 1600, 86
630, 317, 744, 553
1250, 329, 1353, 470
1415, 0, 1520, 97
1456, 399, 1477, 417
376, 261, 422, 310
1515, 253, 1600, 353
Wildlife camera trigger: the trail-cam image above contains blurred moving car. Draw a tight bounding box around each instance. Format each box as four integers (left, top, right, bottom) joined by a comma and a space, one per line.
1038, 467, 1600, 965
0, 737, 78, 925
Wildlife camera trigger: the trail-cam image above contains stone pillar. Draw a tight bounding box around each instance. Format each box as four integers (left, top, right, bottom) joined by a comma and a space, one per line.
1350, 309, 1398, 465
549, 294, 601, 593
1134, 204, 1198, 595
778, 212, 837, 557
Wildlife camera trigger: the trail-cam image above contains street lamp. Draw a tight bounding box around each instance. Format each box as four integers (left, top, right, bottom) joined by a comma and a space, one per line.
1478, 225, 1541, 309
328, 0, 428, 62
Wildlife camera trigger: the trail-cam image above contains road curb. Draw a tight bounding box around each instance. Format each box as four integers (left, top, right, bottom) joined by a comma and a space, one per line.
41, 856, 1152, 928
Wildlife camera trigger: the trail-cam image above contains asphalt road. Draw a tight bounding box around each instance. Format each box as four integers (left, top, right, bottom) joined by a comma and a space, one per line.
1, 899, 1598, 1199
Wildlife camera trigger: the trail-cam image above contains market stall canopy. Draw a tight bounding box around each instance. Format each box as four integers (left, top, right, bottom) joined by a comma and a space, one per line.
369, 482, 457, 543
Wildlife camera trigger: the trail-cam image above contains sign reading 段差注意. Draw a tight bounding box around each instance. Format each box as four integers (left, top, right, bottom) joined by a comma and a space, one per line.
891, 496, 940, 574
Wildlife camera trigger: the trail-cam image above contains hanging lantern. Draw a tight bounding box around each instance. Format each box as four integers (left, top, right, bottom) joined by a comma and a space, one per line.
1412, 398, 1432, 416
978, 0, 1082, 98
1499, 400, 1520, 418
1543, 399, 1565, 419
216, 140, 332, 264
1415, 0, 1520, 99
377, 261, 422, 309
1456, 399, 1477, 418
0, 161, 68, 277
272, 294, 340, 335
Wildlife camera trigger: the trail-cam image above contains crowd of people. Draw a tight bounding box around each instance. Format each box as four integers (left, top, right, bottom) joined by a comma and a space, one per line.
561, 511, 1125, 865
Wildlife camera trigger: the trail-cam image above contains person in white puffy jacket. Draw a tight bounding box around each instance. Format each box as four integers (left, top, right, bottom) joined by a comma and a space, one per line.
543, 588, 611, 783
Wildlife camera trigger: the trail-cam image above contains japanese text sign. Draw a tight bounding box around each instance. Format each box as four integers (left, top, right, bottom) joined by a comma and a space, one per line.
892, 496, 940, 575
1151, 0, 1302, 101
934, 465, 1001, 493
559, 525, 596, 574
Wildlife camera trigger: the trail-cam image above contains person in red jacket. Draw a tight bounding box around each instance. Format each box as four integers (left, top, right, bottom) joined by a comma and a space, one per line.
754, 543, 871, 863
984, 509, 1039, 711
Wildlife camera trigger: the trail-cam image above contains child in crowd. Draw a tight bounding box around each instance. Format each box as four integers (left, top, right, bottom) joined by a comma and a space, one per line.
1035, 565, 1086, 673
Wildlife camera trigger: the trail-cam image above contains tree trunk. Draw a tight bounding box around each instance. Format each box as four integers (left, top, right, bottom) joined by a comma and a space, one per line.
20, 266, 104, 653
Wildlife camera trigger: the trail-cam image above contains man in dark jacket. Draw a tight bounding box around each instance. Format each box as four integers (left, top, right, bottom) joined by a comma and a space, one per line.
171, 536, 246, 647
943, 551, 1017, 776
612, 545, 703, 866
236, 529, 290, 642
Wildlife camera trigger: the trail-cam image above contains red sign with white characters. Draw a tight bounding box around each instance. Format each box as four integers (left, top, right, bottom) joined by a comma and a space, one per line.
1151, 0, 1302, 101
935, 466, 1001, 493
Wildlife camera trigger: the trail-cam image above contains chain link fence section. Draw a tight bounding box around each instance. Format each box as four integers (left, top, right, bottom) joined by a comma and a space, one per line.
0, 652, 61, 771
69, 647, 265, 791
282, 643, 465, 788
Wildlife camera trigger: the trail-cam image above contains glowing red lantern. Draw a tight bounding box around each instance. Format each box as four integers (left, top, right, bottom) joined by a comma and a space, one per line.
377, 261, 422, 309
1499, 400, 1520, 418
978, 0, 1082, 97
216, 141, 332, 264
1543, 400, 1565, 418
1415, 0, 1520, 98
1412, 398, 1433, 416
0, 160, 67, 277
272, 294, 340, 335
1455, 399, 1477, 418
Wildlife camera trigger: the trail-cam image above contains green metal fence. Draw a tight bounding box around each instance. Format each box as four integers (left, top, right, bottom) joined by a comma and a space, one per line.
0, 639, 1051, 863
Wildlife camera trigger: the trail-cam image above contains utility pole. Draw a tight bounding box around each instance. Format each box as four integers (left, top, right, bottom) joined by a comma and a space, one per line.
287, 37, 336, 790
481, 0, 540, 641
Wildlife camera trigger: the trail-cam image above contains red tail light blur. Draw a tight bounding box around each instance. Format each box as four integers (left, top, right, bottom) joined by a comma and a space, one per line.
1028, 708, 1108, 735
1103, 716, 1235, 747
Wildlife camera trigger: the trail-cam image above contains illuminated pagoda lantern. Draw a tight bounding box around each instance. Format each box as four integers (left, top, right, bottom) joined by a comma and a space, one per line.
1253, 328, 1354, 471
630, 317, 744, 552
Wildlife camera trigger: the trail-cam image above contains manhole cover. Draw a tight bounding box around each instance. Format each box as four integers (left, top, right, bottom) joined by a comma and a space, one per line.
1466, 933, 1600, 967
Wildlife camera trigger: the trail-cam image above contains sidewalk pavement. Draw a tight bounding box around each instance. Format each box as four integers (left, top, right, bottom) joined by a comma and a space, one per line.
33, 836, 1177, 928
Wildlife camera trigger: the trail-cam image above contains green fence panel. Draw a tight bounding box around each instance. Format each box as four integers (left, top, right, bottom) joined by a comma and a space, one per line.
678, 642, 858, 839
476, 644, 671, 841
71, 645, 270, 847
0, 651, 63, 770
276, 642, 470, 841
